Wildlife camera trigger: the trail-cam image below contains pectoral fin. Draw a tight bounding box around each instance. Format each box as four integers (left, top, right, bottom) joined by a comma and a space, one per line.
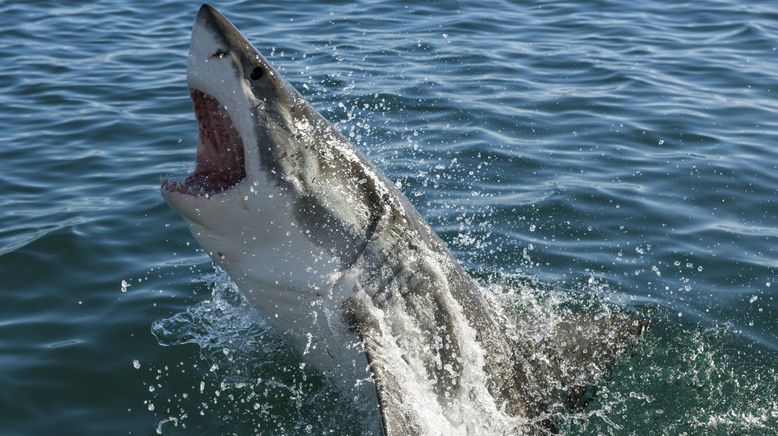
513, 309, 650, 416
342, 288, 422, 436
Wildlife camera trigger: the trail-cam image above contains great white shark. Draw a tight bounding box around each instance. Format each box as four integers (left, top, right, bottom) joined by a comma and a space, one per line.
162, 4, 647, 434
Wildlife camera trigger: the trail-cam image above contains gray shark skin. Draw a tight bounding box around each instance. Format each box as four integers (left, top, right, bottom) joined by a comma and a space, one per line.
161, 4, 647, 434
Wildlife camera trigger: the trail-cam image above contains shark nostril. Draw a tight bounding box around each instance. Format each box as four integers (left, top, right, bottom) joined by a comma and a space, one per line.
212, 48, 229, 58
250, 66, 264, 80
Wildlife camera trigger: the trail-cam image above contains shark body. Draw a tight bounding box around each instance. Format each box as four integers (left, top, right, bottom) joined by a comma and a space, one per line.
162, 5, 646, 434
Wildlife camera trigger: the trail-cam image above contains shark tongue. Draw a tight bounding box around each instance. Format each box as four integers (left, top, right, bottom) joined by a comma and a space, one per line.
177, 89, 246, 196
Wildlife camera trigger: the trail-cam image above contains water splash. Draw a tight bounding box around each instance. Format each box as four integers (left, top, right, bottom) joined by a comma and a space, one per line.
484, 274, 777, 434
144, 269, 776, 434
147, 270, 377, 435
579, 322, 778, 435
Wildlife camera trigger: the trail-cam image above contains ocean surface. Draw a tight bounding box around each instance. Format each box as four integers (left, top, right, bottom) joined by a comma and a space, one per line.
1, 0, 777, 434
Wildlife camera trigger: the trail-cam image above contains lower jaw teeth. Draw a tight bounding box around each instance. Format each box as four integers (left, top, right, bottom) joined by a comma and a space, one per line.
165, 175, 236, 197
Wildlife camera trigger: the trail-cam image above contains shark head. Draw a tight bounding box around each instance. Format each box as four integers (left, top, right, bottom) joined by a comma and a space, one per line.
161, 4, 395, 344
162, 4, 300, 213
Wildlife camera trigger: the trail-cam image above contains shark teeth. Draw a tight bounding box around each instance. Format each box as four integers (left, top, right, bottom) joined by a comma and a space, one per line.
161, 89, 246, 197
161, 178, 231, 197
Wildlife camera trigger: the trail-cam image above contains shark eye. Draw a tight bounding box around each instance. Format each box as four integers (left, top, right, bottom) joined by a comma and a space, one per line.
250, 66, 264, 81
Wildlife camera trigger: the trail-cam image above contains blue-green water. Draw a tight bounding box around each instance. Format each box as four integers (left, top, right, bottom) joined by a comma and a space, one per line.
2, 0, 777, 434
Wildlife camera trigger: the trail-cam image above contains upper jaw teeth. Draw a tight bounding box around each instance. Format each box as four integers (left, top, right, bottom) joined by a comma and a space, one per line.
162, 89, 246, 199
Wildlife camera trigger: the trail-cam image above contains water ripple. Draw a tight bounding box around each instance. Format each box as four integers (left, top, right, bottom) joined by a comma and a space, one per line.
1, 0, 777, 434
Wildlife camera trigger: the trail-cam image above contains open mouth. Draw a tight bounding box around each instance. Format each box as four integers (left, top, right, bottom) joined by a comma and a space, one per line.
162, 90, 246, 196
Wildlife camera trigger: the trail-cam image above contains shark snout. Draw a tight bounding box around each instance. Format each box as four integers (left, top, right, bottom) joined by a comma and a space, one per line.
194, 4, 231, 44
